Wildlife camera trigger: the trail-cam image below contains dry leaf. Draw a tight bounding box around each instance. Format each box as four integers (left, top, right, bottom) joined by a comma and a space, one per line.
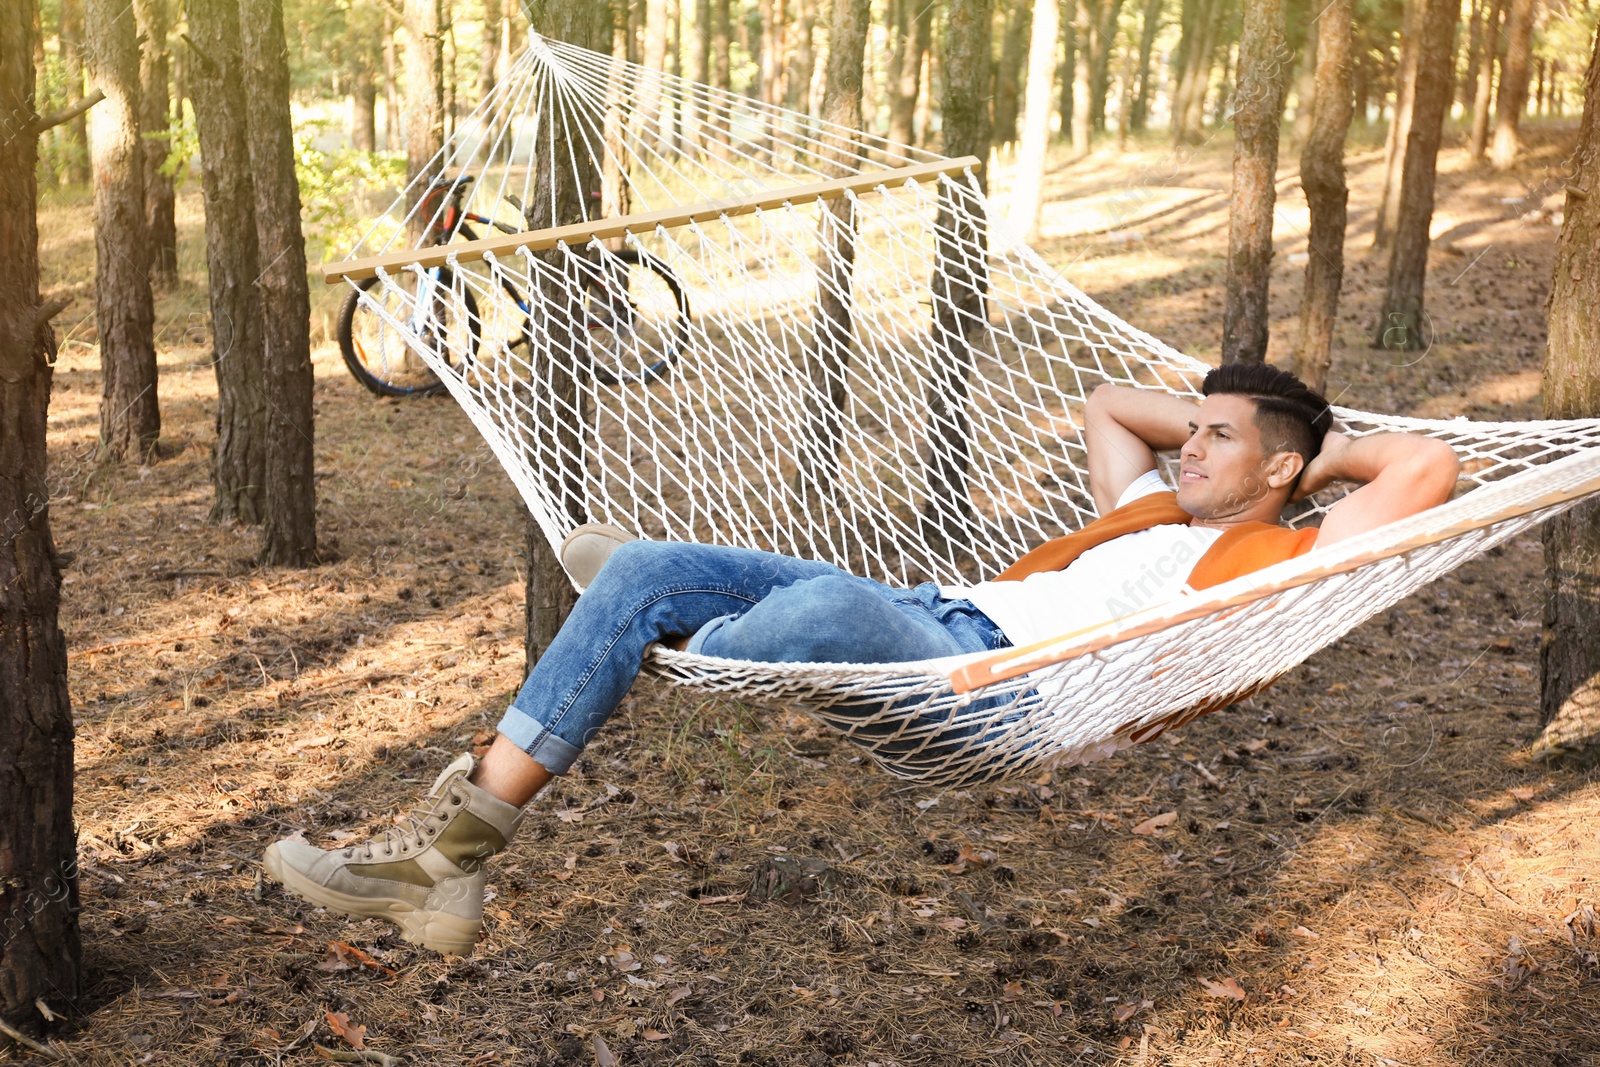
317, 940, 393, 975
1243, 738, 1271, 753
665, 985, 693, 1006
289, 734, 335, 753
1509, 786, 1537, 801
1131, 811, 1178, 836
325, 1009, 366, 1051
1198, 976, 1247, 1001
1113, 1003, 1139, 1023
592, 1033, 617, 1067
604, 945, 643, 973
1291, 925, 1320, 939
644, 1029, 672, 1041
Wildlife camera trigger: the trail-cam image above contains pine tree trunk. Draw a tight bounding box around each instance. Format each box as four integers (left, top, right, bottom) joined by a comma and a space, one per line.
687, 0, 708, 144
642, 0, 669, 146
383, 10, 399, 151
1459, 0, 1483, 113
1468, 0, 1501, 158
404, 0, 445, 227
1536, 21, 1600, 760
712, 0, 731, 154
887, 0, 926, 146
58, 0, 90, 185
1012, 0, 1061, 239
1089, 0, 1125, 132
1374, 0, 1422, 251
923, 0, 991, 543
1291, 0, 1352, 393
993, 0, 1031, 148
1073, 0, 1094, 156
1372, 0, 1457, 351
791, 0, 817, 114
187, 0, 269, 525
1488, 0, 1533, 168
794, 0, 870, 510
0, 0, 83, 1042
135, 0, 178, 288
521, 0, 609, 666
1221, 0, 1289, 365
239, 0, 316, 567
1130, 0, 1163, 130
353, 62, 378, 151
479, 0, 500, 101
1289, 9, 1317, 145
87, 0, 160, 460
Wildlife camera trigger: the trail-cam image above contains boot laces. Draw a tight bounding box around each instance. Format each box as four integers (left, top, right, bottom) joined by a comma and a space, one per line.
346, 785, 463, 862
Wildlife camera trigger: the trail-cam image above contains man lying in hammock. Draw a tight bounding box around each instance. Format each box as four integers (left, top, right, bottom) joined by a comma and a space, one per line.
264, 363, 1460, 953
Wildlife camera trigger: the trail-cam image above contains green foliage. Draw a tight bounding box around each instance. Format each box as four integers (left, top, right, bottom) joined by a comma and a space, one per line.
294, 119, 406, 258
158, 102, 200, 187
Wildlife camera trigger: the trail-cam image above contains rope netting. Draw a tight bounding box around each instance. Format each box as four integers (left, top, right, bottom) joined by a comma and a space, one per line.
329, 34, 1600, 784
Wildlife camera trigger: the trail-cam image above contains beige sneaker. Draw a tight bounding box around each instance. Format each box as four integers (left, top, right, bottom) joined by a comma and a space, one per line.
262, 754, 522, 954
559, 522, 638, 592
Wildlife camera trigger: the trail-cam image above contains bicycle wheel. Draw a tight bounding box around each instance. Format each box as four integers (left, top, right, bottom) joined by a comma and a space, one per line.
582, 249, 691, 386
337, 269, 481, 398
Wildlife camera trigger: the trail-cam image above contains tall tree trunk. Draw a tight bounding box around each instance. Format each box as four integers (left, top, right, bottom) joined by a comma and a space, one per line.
135, 0, 178, 288
1089, 0, 1125, 131
239, 0, 316, 566
1221, 0, 1289, 364
1012, 0, 1061, 239
1130, 0, 1163, 130
352, 61, 378, 151
687, 0, 708, 145
404, 0, 446, 229
187, 0, 269, 524
795, 0, 870, 509
1289, 4, 1317, 145
1488, 0, 1533, 168
479, 0, 500, 102
0, 1, 82, 1046
712, 0, 731, 154
916, 32, 935, 144
1291, 0, 1352, 393
642, 0, 669, 148
1372, 0, 1458, 351
383, 9, 399, 151
1537, 19, 1600, 760
791, 0, 818, 114
1173, 0, 1224, 142
1468, 0, 1501, 158
1460, 0, 1483, 113
1073, 0, 1094, 156
993, 0, 1030, 147
888, 0, 928, 146
1374, 0, 1422, 250
87, 0, 160, 460
522, 0, 608, 666
59, 0, 90, 185
923, 0, 991, 542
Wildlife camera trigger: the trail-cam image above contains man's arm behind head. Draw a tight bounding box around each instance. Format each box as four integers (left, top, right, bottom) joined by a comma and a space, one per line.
1296, 431, 1462, 548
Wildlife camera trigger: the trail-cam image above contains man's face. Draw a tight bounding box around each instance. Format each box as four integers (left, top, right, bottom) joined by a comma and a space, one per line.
1176, 393, 1299, 520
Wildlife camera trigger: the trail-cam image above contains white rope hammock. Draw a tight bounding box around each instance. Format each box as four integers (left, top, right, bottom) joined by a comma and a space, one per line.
327, 34, 1600, 785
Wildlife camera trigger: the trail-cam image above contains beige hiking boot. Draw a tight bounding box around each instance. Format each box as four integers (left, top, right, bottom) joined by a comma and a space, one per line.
262, 754, 522, 954
559, 522, 638, 592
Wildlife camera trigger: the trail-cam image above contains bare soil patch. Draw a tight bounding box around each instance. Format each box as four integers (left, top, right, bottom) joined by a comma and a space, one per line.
15, 125, 1599, 1066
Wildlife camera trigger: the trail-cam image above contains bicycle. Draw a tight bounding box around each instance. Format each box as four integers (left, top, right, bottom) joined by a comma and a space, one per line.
337, 174, 693, 398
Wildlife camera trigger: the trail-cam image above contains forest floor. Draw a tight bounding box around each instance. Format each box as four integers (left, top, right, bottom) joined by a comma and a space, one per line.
14, 121, 1600, 1067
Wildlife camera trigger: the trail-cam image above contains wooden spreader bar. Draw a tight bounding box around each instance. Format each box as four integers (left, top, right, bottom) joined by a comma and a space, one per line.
321, 156, 982, 284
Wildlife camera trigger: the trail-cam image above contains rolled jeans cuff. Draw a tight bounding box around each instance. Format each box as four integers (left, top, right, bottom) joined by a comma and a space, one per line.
495, 703, 584, 776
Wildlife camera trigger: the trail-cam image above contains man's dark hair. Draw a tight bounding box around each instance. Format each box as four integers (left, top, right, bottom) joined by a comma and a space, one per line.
1201, 363, 1333, 464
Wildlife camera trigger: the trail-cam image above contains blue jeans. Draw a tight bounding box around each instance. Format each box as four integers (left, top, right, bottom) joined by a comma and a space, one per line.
495, 540, 1012, 774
